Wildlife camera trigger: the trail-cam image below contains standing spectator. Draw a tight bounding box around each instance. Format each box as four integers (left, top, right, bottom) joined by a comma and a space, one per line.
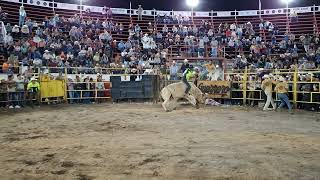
7, 75, 17, 109
106, 7, 112, 19
74, 75, 82, 103
67, 77, 75, 104
19, 6, 26, 27
0, 78, 7, 109
95, 75, 105, 103
138, 5, 143, 21
16, 74, 25, 108
290, 10, 298, 22
169, 61, 179, 80
303, 35, 311, 53
102, 6, 107, 18
210, 38, 218, 57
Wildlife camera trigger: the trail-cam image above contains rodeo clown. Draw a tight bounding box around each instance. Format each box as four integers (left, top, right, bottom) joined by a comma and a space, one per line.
182, 63, 200, 96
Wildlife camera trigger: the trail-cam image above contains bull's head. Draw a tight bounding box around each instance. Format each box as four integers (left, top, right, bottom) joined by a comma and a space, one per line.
194, 93, 208, 109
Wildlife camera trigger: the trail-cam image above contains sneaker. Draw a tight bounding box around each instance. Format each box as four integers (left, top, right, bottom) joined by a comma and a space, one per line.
15, 105, 21, 109
9, 105, 14, 109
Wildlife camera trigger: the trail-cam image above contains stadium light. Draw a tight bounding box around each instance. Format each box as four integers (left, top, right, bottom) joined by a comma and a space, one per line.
281, 0, 293, 32
186, 0, 199, 24
79, 0, 83, 17
186, 0, 199, 8
281, 0, 293, 4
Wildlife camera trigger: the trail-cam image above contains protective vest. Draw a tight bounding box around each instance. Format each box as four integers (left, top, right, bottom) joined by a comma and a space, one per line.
27, 82, 40, 92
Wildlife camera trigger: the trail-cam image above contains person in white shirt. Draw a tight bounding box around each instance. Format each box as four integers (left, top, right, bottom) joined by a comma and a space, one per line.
19, 6, 26, 27
210, 38, 218, 57
172, 25, 178, 34
230, 23, 236, 31
208, 29, 214, 37
5, 33, 13, 46
162, 24, 168, 34
198, 38, 205, 57
21, 25, 29, 35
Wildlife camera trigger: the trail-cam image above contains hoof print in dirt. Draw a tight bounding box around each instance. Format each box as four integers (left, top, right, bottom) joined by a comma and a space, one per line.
93, 153, 102, 158
60, 161, 75, 168
22, 160, 37, 166
152, 171, 160, 176
77, 174, 94, 180
51, 169, 67, 175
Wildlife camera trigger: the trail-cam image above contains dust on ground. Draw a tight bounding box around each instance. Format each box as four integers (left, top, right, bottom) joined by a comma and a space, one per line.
0, 104, 320, 180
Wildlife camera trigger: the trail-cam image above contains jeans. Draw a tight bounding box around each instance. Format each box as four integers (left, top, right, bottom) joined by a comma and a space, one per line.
182, 76, 191, 94
211, 47, 217, 57
68, 91, 75, 104
263, 92, 276, 110
82, 91, 91, 104
278, 93, 292, 111
16, 91, 25, 106
19, 15, 25, 26
74, 91, 81, 103
8, 92, 16, 106
170, 74, 179, 81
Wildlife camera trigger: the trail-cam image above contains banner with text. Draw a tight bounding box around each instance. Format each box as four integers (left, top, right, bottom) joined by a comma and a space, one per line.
198, 81, 231, 98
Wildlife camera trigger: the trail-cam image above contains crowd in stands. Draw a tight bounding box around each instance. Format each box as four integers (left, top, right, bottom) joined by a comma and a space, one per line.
0, 4, 319, 110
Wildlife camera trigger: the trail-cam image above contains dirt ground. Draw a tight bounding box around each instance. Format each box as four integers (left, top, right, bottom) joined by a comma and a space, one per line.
0, 104, 320, 180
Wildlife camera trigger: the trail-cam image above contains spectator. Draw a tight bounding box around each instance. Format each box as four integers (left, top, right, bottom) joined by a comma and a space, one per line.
7, 75, 17, 109
0, 78, 7, 108
95, 75, 105, 103
107, 7, 112, 19
19, 6, 26, 27
169, 61, 179, 80
138, 5, 143, 21
16, 74, 25, 108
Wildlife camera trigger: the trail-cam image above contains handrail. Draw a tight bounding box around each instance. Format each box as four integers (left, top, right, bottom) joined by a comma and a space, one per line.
1, 0, 319, 18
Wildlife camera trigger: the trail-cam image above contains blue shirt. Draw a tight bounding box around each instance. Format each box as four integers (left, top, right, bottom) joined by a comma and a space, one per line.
170, 65, 179, 75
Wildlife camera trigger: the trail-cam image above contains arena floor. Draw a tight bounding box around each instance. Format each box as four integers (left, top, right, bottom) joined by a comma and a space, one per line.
0, 104, 320, 180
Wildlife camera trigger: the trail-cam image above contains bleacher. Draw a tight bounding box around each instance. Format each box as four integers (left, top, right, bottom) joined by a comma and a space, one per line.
0, 0, 319, 66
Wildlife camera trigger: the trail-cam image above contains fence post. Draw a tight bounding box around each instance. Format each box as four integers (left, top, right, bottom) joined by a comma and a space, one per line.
293, 67, 298, 108
242, 66, 248, 105
64, 67, 68, 103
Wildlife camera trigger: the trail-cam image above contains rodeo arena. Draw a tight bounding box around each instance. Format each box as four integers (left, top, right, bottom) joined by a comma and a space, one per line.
0, 0, 320, 179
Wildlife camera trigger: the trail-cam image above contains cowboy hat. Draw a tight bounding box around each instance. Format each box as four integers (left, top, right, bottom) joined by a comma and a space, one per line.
262, 75, 270, 79
278, 76, 285, 82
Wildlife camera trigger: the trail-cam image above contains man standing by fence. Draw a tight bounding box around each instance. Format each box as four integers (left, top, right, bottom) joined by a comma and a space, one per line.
27, 78, 40, 107
16, 74, 25, 108
169, 61, 179, 80
261, 74, 276, 111
0, 78, 7, 109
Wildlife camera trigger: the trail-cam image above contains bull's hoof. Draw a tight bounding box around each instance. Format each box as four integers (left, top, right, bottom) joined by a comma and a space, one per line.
196, 104, 200, 109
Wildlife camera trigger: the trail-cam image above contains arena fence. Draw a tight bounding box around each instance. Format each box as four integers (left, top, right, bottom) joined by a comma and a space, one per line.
0, 66, 319, 109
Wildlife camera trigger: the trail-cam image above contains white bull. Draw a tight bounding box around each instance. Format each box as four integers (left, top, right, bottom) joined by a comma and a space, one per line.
160, 82, 205, 112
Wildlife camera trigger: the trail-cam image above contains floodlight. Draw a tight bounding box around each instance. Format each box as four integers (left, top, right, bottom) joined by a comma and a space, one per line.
186, 0, 199, 8
281, 0, 293, 4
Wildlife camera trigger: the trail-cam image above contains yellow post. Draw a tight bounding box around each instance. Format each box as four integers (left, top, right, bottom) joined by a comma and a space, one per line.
64, 67, 68, 103
242, 67, 248, 105
293, 67, 298, 109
